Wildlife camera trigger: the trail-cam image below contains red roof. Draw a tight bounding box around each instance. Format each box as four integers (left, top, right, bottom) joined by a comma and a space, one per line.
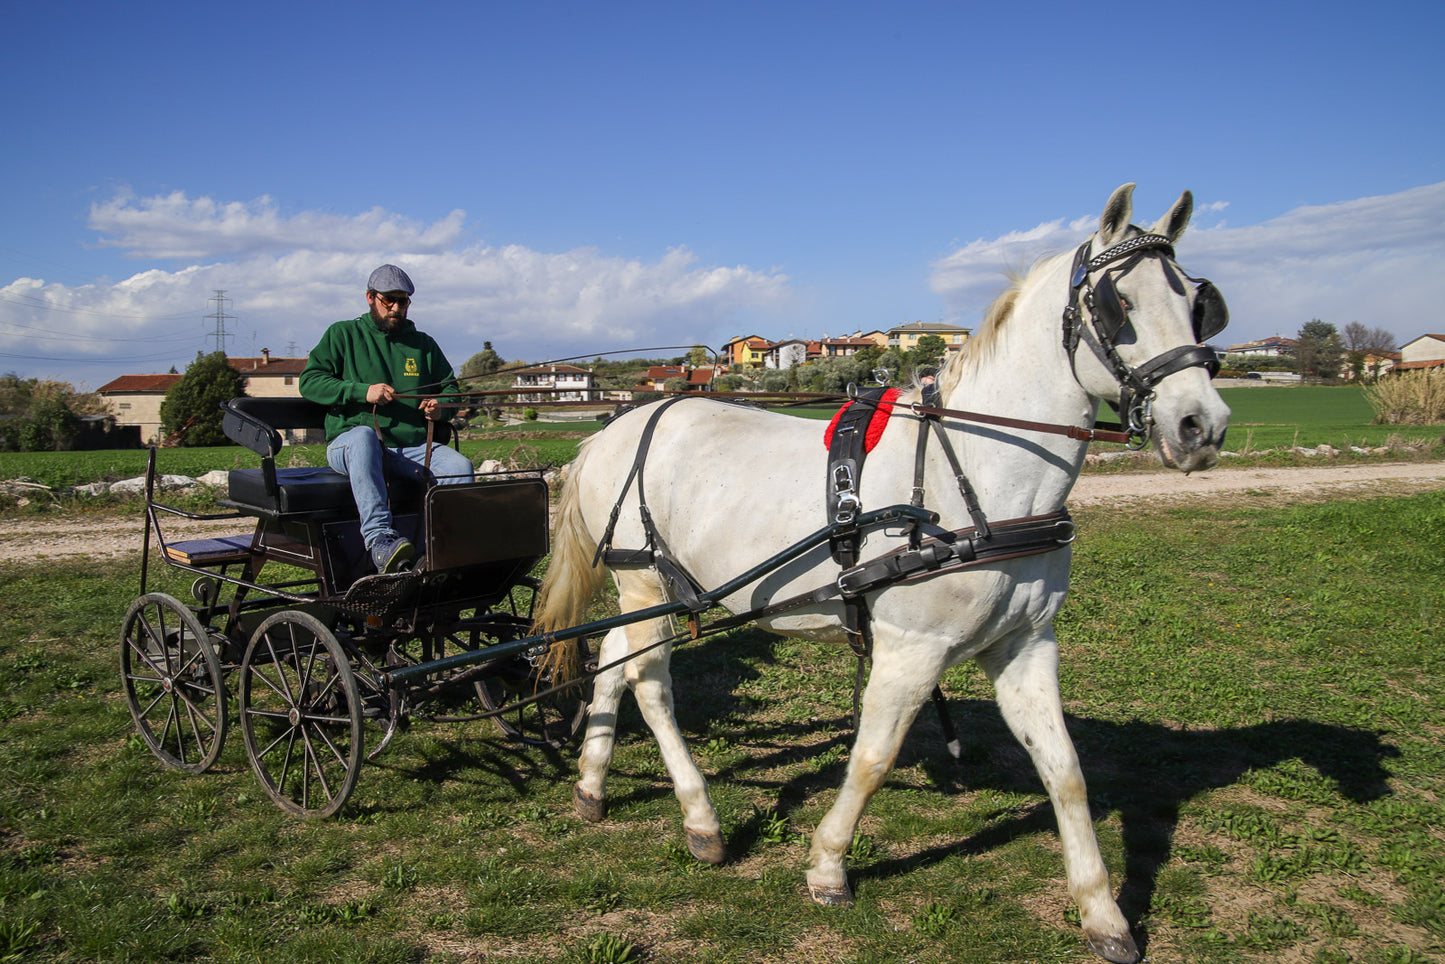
230, 355, 307, 374
95, 374, 182, 393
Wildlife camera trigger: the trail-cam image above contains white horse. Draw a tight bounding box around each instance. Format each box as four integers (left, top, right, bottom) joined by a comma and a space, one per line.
532, 184, 1229, 963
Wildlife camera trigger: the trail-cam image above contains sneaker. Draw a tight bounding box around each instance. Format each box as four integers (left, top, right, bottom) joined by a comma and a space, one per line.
369, 533, 414, 574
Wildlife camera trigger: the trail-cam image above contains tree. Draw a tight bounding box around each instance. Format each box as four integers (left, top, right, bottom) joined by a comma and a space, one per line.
911, 335, 947, 373
1294, 320, 1344, 381
460, 342, 505, 381
1342, 322, 1397, 353
160, 352, 246, 446
0, 373, 100, 451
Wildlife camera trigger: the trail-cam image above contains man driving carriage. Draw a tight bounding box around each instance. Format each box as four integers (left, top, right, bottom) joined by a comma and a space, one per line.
299, 264, 474, 574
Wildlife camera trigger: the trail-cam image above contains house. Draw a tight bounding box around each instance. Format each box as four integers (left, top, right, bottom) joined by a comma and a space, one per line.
763, 339, 809, 370
1396, 334, 1445, 372
1226, 336, 1297, 357
509, 364, 600, 403
1348, 350, 1400, 379
634, 365, 725, 392
818, 336, 878, 358
93, 374, 183, 445
96, 351, 311, 444
227, 349, 308, 397
886, 321, 971, 352
721, 335, 772, 368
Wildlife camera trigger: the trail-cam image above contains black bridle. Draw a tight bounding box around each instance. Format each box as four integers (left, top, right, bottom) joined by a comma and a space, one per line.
1062, 232, 1228, 448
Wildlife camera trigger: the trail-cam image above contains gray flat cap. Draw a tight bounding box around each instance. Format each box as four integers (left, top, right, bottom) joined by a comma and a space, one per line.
367, 264, 415, 294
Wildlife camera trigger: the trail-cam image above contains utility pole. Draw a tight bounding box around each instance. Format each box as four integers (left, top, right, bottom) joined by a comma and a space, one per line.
205, 290, 235, 354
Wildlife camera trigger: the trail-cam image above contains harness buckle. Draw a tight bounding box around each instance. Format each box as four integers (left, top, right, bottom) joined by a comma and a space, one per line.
831, 461, 861, 524
1125, 395, 1154, 449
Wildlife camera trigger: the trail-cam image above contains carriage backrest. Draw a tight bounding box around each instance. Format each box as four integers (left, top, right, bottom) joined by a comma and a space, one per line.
221, 396, 329, 458
221, 396, 453, 457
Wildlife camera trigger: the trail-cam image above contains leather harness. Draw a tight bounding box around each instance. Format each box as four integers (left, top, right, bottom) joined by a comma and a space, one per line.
591, 391, 1077, 743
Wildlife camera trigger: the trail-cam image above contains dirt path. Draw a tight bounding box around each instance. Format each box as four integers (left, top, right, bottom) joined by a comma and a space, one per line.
5, 461, 1444, 564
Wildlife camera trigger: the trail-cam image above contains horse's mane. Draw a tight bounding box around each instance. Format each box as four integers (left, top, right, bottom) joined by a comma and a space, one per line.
936, 255, 1051, 394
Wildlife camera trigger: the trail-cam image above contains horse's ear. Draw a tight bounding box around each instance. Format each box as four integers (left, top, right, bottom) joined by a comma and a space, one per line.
1098, 183, 1135, 248
1150, 190, 1194, 243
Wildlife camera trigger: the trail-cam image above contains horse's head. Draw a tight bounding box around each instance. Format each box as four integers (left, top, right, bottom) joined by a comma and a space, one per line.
1063, 184, 1231, 472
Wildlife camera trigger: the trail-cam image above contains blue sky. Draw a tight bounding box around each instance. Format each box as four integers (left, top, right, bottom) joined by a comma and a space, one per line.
3, 0, 1442, 390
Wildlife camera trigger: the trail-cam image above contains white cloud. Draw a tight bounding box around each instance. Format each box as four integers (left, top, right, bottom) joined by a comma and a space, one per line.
928, 182, 1445, 346
2, 191, 791, 386
88, 191, 468, 259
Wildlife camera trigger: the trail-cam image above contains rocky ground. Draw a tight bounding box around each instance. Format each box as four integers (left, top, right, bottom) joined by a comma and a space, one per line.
3, 460, 1443, 564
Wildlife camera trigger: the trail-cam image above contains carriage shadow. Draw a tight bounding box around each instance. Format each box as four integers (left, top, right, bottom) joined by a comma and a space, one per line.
363, 730, 578, 809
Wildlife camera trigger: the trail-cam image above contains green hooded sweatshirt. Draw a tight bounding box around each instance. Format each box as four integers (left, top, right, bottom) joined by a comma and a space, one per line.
299, 312, 461, 446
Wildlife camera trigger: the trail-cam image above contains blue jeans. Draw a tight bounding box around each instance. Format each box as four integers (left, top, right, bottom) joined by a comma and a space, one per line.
326, 425, 475, 548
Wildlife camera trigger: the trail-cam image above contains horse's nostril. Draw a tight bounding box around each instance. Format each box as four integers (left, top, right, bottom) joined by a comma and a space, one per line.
1180, 414, 1205, 447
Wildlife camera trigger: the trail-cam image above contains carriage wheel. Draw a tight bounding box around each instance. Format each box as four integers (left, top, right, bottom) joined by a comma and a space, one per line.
476, 641, 593, 749
120, 593, 228, 773
239, 611, 362, 818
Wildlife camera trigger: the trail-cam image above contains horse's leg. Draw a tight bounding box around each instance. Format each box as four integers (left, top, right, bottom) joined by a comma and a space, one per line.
604, 571, 726, 864
573, 624, 630, 823
806, 643, 942, 904
978, 628, 1140, 964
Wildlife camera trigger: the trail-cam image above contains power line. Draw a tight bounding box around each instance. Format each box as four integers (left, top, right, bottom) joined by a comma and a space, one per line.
0, 318, 200, 345
0, 293, 198, 321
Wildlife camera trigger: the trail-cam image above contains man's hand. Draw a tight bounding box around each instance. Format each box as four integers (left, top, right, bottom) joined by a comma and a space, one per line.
419, 397, 442, 420
366, 383, 396, 405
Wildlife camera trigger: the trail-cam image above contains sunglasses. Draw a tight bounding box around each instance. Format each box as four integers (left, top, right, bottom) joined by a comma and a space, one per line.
373, 291, 411, 308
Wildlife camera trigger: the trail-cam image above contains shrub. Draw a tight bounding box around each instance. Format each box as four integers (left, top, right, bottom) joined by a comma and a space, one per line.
1364, 371, 1445, 425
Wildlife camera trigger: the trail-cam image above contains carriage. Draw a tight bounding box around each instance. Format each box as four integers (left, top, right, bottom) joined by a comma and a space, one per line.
121, 394, 594, 818
121, 185, 1229, 963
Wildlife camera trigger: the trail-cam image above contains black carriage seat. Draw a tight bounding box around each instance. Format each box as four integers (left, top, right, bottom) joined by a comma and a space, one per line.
218, 396, 441, 519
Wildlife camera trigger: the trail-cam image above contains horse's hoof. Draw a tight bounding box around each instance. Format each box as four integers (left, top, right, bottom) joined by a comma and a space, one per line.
573, 785, 607, 823
686, 828, 726, 865
807, 881, 854, 907
1085, 930, 1140, 964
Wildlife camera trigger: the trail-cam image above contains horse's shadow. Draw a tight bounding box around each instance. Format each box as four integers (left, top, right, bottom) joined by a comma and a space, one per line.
642, 629, 1400, 950
882, 704, 1396, 929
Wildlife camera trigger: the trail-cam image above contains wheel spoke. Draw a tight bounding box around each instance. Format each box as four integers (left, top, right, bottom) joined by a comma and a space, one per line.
120, 594, 227, 774
240, 611, 361, 818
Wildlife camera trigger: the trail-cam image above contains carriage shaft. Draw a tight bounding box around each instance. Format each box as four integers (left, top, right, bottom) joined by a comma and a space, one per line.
380, 503, 935, 688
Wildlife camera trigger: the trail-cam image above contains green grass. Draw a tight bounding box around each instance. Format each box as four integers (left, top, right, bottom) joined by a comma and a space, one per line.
0, 431, 589, 491
1, 490, 1442, 961
1217, 385, 1440, 451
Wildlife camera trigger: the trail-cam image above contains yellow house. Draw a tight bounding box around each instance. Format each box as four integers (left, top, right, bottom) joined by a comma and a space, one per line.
887, 321, 971, 352
721, 335, 771, 368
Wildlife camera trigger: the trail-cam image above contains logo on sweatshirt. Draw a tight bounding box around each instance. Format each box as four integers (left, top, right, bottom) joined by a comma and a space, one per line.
405, 357, 418, 377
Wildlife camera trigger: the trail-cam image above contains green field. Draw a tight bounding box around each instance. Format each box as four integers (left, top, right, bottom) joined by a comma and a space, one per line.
0, 490, 1442, 962
1215, 385, 1436, 451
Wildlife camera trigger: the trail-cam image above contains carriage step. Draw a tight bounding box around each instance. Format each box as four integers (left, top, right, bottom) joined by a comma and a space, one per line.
164, 535, 253, 566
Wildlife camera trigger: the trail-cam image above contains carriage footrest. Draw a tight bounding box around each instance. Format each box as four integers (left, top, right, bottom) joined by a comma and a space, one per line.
164, 535, 254, 566
341, 569, 423, 617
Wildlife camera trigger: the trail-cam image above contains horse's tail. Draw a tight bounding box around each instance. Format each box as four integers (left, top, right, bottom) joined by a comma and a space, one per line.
532, 440, 608, 685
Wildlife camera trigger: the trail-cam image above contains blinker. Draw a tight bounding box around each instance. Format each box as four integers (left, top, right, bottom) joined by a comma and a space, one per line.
1192, 281, 1228, 342
1091, 274, 1127, 338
